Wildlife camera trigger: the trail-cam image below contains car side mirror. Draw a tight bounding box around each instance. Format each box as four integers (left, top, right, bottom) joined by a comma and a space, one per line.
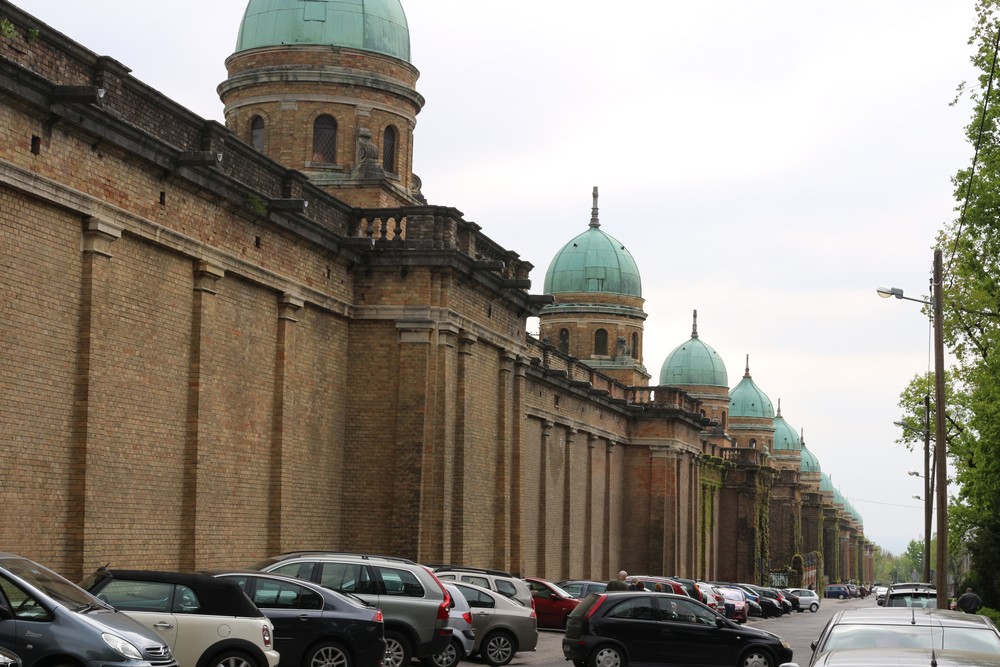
716, 617, 725, 628
810, 641, 817, 651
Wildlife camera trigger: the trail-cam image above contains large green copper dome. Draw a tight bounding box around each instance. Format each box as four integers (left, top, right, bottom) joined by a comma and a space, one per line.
729, 358, 774, 419
543, 188, 642, 297
659, 311, 728, 387
236, 0, 411, 62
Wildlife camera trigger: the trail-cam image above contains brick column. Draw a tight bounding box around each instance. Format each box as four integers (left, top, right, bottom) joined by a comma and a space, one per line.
602, 440, 616, 580
561, 428, 577, 577
180, 260, 225, 569
584, 434, 597, 577
445, 330, 473, 562
493, 350, 515, 568
267, 292, 303, 554
509, 358, 526, 576
70, 217, 122, 579
537, 420, 553, 573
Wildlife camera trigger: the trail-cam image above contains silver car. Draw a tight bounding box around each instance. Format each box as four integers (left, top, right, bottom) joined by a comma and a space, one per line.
450, 582, 537, 667
431, 584, 475, 667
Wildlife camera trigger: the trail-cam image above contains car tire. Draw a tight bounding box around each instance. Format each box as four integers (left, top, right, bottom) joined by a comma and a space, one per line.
208, 651, 257, 667
305, 641, 351, 667
839, 593, 847, 600
481, 630, 517, 667
430, 638, 462, 667
589, 645, 625, 667
738, 649, 774, 667
809, 602, 819, 613
383, 631, 411, 667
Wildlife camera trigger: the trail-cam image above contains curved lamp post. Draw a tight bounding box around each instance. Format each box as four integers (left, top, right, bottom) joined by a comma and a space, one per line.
877, 249, 947, 609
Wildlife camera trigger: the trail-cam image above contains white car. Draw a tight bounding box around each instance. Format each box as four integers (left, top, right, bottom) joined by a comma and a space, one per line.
784, 587, 821, 613
432, 583, 477, 667
81, 569, 279, 667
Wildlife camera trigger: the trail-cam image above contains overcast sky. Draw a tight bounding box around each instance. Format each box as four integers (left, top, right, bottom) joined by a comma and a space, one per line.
10, 0, 982, 559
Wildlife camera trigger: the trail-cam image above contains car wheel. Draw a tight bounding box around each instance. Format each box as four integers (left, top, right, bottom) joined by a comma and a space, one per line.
590, 645, 625, 667
430, 638, 462, 667
209, 651, 257, 667
839, 593, 847, 600
809, 602, 819, 613
306, 641, 351, 667
738, 649, 774, 667
481, 630, 516, 667
383, 631, 412, 667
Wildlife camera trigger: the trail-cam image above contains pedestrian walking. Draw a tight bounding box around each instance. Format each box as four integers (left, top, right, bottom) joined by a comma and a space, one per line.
957, 588, 983, 614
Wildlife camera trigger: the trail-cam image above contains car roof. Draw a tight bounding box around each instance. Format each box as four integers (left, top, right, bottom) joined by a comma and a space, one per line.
93, 568, 263, 617
450, 580, 527, 607
830, 607, 995, 629
256, 551, 416, 565
813, 648, 1000, 667
201, 569, 377, 609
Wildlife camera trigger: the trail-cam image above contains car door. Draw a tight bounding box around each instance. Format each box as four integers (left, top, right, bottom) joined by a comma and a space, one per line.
237, 576, 324, 667
0, 575, 56, 665
656, 598, 734, 666
592, 595, 660, 664
452, 584, 495, 649
526, 581, 558, 627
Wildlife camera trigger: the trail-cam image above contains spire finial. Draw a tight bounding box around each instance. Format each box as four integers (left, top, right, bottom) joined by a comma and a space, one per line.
691, 310, 699, 338
590, 186, 600, 228
744, 354, 751, 378
777, 398, 782, 417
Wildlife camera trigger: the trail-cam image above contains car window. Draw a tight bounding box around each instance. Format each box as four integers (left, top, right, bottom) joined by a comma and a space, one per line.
97, 580, 173, 613
455, 585, 493, 609
495, 580, 518, 598
251, 579, 323, 610
377, 567, 424, 598
269, 561, 315, 582
171, 585, 201, 613
661, 599, 703, 623
560, 583, 583, 597
0, 577, 52, 621
318, 563, 376, 595
605, 596, 656, 621
459, 575, 490, 589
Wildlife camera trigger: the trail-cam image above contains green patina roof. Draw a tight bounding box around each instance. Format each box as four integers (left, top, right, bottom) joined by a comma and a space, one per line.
820, 472, 834, 493
659, 312, 728, 387
729, 359, 774, 419
236, 0, 411, 62
772, 403, 801, 451
543, 189, 642, 297
800, 445, 821, 473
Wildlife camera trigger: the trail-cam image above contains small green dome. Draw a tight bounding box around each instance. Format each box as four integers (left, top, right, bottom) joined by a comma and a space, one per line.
820, 472, 834, 493
800, 445, 821, 473
543, 188, 641, 297
729, 359, 774, 419
236, 0, 411, 62
772, 403, 801, 451
659, 311, 728, 387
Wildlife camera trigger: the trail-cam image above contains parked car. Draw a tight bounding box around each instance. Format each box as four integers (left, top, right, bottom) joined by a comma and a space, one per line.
735, 584, 782, 618
206, 570, 386, 667
782, 607, 1000, 667
883, 582, 937, 608
714, 585, 749, 623
562, 591, 792, 667
252, 552, 451, 667
524, 578, 579, 629
431, 583, 476, 667
449, 582, 537, 667
633, 576, 688, 597
81, 568, 279, 667
669, 576, 703, 602
824, 584, 850, 599
784, 587, 820, 613
0, 553, 180, 667
432, 567, 533, 608
778, 588, 799, 612
555, 580, 607, 600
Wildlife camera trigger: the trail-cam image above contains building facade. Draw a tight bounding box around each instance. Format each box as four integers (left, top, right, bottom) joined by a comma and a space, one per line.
0, 0, 870, 585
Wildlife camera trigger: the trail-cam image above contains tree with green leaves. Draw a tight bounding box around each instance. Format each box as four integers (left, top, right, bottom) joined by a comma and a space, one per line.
927, 0, 1000, 606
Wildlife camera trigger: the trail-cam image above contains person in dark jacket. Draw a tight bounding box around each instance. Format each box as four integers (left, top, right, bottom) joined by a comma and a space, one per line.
957, 588, 983, 613
606, 570, 629, 591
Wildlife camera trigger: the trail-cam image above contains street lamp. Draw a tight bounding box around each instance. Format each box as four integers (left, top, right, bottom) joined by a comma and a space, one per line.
877, 248, 948, 609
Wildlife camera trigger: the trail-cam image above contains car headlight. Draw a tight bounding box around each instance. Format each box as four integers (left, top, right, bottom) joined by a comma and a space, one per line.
781, 639, 792, 649
102, 633, 143, 660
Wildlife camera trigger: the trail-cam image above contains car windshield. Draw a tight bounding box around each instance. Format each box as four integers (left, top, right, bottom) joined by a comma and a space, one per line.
1, 557, 100, 609
824, 625, 1000, 653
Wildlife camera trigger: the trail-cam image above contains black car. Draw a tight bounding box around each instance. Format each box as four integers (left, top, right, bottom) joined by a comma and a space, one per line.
562, 591, 792, 667
206, 571, 386, 667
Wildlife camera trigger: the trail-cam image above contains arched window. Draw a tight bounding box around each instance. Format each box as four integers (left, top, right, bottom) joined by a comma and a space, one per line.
749, 438, 757, 449
382, 125, 398, 174
721, 411, 727, 429
250, 116, 265, 152
312, 115, 337, 163
631, 333, 639, 359
558, 329, 570, 355
594, 329, 608, 356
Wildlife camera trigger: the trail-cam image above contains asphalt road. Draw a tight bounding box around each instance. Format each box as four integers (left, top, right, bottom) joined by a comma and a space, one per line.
484, 594, 877, 667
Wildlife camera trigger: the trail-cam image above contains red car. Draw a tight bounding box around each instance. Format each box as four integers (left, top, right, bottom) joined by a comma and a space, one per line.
525, 577, 580, 628
635, 576, 689, 597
